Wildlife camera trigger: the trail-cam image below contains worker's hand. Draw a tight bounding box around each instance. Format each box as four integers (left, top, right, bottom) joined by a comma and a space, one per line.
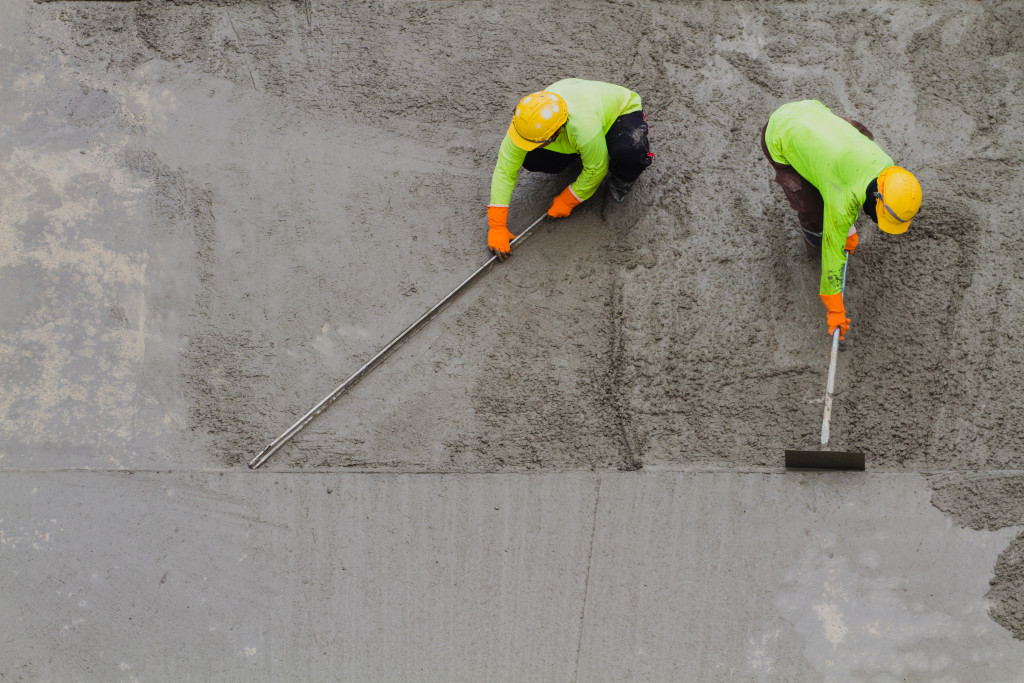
820, 292, 850, 340
547, 186, 582, 218
826, 310, 851, 339
487, 205, 515, 261
844, 231, 859, 254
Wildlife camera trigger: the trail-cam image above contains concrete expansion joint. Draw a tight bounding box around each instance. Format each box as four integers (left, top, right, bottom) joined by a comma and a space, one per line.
573, 473, 603, 683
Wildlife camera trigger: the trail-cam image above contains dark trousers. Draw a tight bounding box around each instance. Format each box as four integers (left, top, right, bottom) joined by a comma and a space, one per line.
760, 117, 873, 248
523, 110, 653, 183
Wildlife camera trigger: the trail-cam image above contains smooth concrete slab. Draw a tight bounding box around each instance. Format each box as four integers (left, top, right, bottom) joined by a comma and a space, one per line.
579, 472, 1024, 681
3, 471, 1023, 681
0, 472, 598, 682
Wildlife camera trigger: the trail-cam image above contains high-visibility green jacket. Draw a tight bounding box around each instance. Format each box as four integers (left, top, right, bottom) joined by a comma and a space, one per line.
489, 79, 643, 207
765, 100, 893, 296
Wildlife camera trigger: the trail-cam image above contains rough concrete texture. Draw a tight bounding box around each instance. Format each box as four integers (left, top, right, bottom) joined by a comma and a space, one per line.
3, 0, 1021, 471
3, 0, 1024, 677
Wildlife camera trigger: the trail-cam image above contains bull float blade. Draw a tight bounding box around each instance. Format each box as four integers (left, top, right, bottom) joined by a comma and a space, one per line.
785, 450, 865, 470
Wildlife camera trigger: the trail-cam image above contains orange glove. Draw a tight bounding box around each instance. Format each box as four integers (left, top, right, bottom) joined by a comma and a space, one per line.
487, 205, 515, 261
844, 231, 859, 254
820, 292, 850, 340
547, 186, 582, 218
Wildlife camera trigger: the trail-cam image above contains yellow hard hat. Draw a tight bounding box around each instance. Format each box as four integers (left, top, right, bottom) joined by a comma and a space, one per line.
875, 166, 922, 235
508, 91, 568, 151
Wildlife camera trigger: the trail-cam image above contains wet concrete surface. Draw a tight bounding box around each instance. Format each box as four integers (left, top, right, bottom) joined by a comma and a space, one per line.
2, 0, 1024, 678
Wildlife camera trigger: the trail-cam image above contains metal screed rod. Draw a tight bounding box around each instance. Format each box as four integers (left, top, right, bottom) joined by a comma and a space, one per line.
248, 213, 548, 469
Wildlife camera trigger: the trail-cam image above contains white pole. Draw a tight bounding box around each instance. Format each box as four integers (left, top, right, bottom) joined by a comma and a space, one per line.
819, 251, 850, 449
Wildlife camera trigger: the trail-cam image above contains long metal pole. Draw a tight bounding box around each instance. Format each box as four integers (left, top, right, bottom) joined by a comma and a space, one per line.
248, 213, 549, 469
819, 251, 850, 449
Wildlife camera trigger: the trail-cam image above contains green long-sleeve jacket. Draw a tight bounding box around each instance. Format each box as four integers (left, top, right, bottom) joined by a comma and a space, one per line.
489, 79, 642, 207
765, 100, 893, 296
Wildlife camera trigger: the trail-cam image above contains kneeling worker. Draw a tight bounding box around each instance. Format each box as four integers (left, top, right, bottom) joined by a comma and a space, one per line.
487, 78, 653, 261
761, 99, 922, 339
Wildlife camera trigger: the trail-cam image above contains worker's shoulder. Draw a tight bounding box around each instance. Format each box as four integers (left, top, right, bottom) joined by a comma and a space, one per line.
775, 99, 830, 117
548, 77, 629, 90
547, 77, 583, 89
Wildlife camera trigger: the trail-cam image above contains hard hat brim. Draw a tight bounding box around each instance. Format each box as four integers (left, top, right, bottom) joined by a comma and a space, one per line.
508, 122, 544, 151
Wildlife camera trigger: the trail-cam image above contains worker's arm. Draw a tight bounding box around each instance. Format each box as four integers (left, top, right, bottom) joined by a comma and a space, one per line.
570, 135, 610, 202
547, 134, 609, 219
819, 209, 852, 339
488, 137, 528, 258
489, 136, 527, 207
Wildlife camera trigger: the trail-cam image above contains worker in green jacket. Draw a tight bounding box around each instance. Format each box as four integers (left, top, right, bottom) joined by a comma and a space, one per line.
761, 99, 922, 339
487, 79, 653, 261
